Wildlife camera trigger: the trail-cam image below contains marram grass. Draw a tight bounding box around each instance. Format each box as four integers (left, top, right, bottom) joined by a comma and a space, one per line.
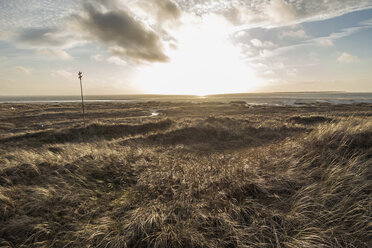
0, 102, 371, 247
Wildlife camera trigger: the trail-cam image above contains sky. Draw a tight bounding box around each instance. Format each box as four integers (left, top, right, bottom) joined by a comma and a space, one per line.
0, 0, 372, 96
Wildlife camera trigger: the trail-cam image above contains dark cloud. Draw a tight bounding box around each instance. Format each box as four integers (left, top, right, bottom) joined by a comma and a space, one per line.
75, 2, 169, 63
15, 26, 81, 56
17, 27, 65, 47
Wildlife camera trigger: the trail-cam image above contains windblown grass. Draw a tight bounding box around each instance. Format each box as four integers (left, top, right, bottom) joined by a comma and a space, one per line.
1, 119, 172, 147
0, 102, 371, 247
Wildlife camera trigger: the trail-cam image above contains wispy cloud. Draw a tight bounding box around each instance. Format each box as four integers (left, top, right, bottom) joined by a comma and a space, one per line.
36, 48, 72, 60
10, 27, 83, 61
92, 53, 127, 66
246, 17, 372, 62
53, 69, 74, 78
91, 54, 104, 62
280, 28, 308, 39
15, 27, 84, 49
0, 0, 79, 30
106, 56, 127, 66
12, 66, 31, 74
231, 0, 372, 31
317, 39, 334, 47
338, 52, 358, 63
250, 38, 276, 48
17, 27, 64, 47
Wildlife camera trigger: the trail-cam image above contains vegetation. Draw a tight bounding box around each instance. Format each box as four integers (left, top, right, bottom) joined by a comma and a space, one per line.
0, 102, 371, 247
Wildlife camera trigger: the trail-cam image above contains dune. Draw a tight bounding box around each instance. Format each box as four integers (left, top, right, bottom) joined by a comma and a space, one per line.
0, 101, 371, 247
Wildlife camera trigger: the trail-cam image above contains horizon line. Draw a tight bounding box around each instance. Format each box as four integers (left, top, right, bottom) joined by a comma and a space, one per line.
2, 91, 372, 97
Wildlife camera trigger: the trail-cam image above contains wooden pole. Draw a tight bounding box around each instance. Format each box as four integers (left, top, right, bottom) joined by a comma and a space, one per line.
78, 71, 86, 127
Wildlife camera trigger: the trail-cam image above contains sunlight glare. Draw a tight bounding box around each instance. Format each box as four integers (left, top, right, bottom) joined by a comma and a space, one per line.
135, 14, 261, 95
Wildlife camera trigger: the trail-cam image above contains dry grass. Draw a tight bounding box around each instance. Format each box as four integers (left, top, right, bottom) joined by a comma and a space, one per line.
0, 102, 371, 247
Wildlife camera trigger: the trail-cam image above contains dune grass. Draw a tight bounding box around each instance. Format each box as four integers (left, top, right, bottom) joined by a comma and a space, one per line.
0, 103, 371, 247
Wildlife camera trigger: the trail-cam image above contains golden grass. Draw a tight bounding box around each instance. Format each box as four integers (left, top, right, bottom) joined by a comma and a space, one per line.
0, 102, 371, 247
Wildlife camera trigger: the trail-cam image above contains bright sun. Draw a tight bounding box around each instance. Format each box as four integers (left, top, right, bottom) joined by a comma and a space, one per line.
135, 14, 261, 96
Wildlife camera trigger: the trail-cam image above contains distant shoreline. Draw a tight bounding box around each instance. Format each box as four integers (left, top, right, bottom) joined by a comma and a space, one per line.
1, 92, 372, 105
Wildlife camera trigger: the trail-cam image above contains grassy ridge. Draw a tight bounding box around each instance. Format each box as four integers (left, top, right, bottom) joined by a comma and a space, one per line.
0, 104, 371, 247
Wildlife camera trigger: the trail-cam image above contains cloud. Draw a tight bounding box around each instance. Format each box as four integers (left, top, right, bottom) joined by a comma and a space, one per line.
91, 53, 127, 66
338, 52, 358, 63
13, 66, 31, 74
154, 0, 181, 21
17, 27, 62, 46
36, 48, 72, 59
318, 39, 334, 47
14, 27, 84, 58
265, 0, 296, 24
0, 0, 79, 31
0, 30, 12, 40
15, 27, 76, 60
54, 69, 74, 78
74, 2, 169, 63
280, 29, 307, 39
304, 19, 372, 49
259, 49, 274, 58
127, 0, 181, 24
229, 0, 372, 31
250, 38, 275, 48
246, 17, 372, 62
92, 54, 104, 61
106, 56, 127, 66
286, 68, 297, 76
249, 62, 268, 68
293, 0, 372, 24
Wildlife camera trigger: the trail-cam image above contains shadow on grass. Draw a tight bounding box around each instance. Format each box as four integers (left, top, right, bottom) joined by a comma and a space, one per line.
0, 119, 172, 147
289, 115, 334, 125
122, 117, 308, 150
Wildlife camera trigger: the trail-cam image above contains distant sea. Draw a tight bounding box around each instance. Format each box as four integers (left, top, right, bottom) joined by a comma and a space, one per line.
1, 92, 372, 106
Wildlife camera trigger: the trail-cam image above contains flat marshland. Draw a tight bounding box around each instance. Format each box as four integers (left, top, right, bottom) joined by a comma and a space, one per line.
0, 101, 371, 247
